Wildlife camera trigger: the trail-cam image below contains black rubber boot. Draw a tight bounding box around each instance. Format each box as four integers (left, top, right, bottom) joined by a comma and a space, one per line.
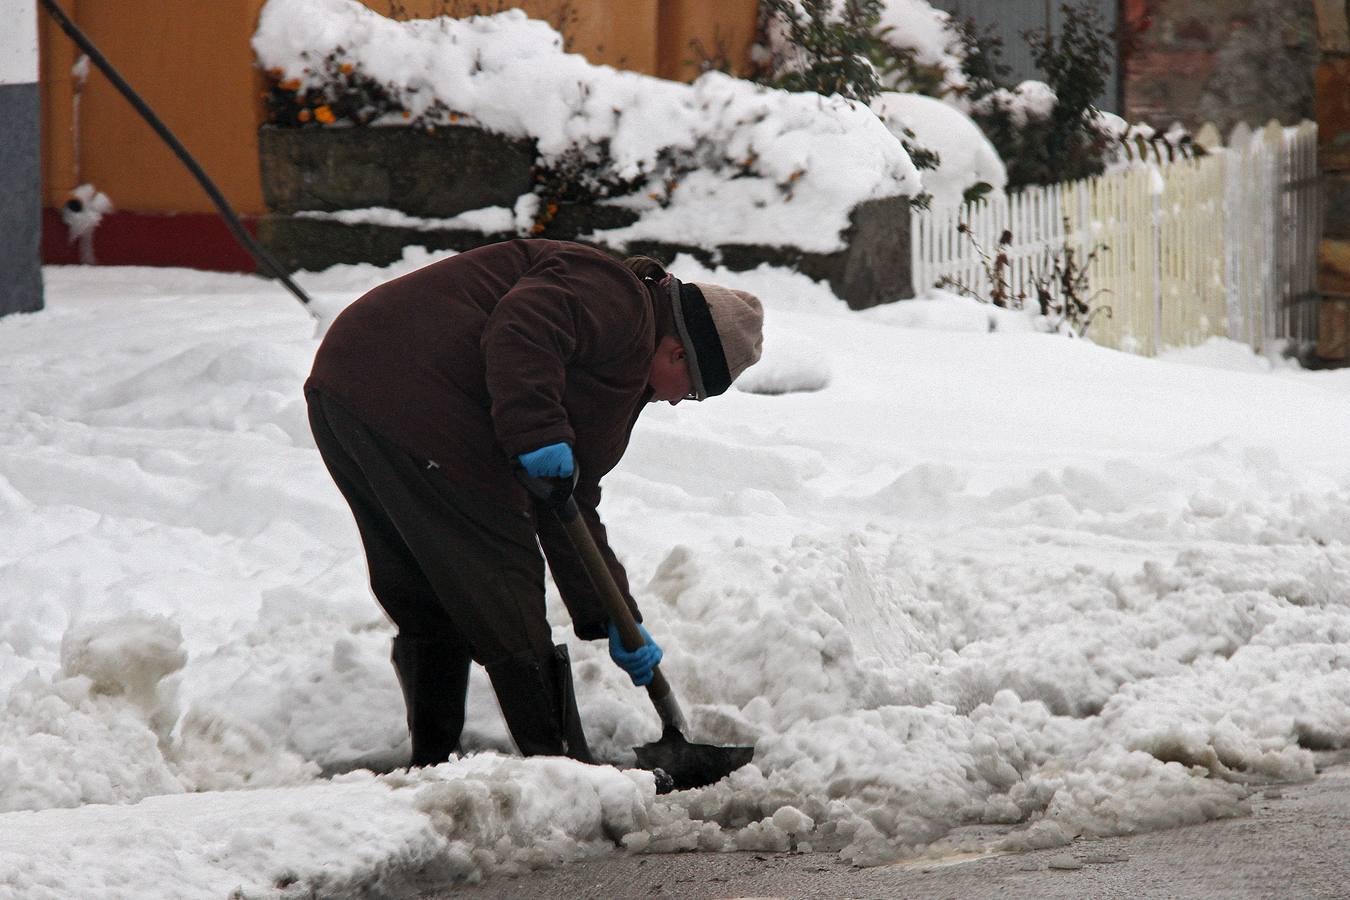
552, 644, 594, 764
391, 635, 472, 767
486, 646, 592, 762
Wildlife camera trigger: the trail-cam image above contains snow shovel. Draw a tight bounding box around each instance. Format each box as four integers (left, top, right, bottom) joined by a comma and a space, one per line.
518, 470, 755, 793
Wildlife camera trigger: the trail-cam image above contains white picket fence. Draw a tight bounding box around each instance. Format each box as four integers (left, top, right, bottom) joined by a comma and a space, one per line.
911, 120, 1321, 356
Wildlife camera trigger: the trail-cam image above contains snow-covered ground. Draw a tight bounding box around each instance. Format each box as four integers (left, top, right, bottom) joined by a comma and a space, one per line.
1, 254, 1348, 898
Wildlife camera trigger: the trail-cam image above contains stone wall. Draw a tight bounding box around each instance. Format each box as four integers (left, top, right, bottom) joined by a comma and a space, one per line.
260, 126, 536, 219
3, 0, 41, 317
0, 81, 43, 318
257, 125, 915, 309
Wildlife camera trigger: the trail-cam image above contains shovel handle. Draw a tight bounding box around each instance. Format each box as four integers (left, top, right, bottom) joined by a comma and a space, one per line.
554, 498, 688, 734
515, 467, 688, 733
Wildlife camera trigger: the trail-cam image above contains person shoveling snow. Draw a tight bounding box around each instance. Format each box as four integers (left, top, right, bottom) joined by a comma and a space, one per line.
305, 238, 762, 786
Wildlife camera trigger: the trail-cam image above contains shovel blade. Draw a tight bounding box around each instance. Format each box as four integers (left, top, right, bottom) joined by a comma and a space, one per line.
633, 725, 754, 793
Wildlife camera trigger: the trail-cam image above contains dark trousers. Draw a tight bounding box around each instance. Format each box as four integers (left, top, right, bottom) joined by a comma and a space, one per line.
306, 388, 590, 764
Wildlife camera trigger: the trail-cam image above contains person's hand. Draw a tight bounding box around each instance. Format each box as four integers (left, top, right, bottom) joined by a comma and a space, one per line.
607, 621, 663, 686
518, 442, 574, 478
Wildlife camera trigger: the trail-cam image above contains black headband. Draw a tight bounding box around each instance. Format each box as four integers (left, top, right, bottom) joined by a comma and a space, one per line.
668, 279, 732, 400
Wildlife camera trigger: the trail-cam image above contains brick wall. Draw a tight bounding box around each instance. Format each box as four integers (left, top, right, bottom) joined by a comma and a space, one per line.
1316, 0, 1350, 360
1122, 0, 1319, 134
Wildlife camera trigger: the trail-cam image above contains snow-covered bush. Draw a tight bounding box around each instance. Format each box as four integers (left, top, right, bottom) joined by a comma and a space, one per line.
752, 1, 1127, 197
253, 0, 919, 253
960, 3, 1116, 189
756, 0, 886, 101
751, 0, 972, 204
753, 0, 968, 100
869, 92, 1005, 207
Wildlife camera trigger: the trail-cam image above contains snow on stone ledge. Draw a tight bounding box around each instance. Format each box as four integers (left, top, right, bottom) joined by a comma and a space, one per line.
252, 0, 921, 253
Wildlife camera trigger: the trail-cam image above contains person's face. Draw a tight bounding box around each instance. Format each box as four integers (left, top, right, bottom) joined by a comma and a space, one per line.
648, 335, 695, 404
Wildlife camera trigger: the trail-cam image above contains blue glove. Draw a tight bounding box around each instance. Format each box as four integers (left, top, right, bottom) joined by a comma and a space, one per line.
608, 621, 663, 687
518, 442, 574, 478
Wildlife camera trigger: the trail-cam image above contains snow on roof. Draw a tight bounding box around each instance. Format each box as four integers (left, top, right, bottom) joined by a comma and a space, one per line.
253, 0, 921, 253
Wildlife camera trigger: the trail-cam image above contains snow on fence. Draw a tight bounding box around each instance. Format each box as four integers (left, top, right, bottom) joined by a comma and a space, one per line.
911, 120, 1320, 356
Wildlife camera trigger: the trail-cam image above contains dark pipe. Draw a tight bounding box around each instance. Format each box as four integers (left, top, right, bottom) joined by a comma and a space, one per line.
39, 0, 317, 317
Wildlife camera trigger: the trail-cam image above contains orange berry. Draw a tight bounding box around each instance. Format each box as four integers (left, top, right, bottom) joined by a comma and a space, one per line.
298, 108, 312, 122
315, 105, 336, 124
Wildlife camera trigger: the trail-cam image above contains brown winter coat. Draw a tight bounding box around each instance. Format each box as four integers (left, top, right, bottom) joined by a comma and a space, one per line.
307, 239, 670, 638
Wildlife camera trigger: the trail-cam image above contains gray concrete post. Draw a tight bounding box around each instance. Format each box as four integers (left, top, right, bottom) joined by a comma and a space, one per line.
1, 0, 44, 317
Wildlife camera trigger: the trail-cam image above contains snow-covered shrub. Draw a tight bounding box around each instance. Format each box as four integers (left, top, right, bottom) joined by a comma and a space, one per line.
755, 0, 886, 101
264, 1, 582, 128
960, 3, 1116, 189
751, 0, 982, 206
753, 0, 968, 100
870, 0, 969, 97
751, 0, 972, 204
263, 50, 449, 129
869, 92, 1005, 207
253, 0, 919, 253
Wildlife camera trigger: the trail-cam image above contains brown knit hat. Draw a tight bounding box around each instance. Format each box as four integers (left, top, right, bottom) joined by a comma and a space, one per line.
669, 279, 764, 400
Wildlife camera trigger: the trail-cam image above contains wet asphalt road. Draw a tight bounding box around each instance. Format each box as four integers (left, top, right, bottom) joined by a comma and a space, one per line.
422, 761, 1350, 899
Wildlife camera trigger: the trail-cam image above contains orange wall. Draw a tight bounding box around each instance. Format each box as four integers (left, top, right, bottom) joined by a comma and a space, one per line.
41, 0, 270, 215
39, 0, 759, 220
363, 1, 758, 79
658, 0, 759, 81
379, 0, 662, 74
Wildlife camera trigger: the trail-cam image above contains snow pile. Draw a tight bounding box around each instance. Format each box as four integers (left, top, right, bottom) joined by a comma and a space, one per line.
1, 256, 1349, 895
404, 755, 652, 875
0, 612, 319, 814
0, 778, 446, 899
1159, 336, 1304, 373
252, 0, 920, 253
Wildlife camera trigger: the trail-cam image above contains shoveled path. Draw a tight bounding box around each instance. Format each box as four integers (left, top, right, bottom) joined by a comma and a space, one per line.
427, 760, 1350, 899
